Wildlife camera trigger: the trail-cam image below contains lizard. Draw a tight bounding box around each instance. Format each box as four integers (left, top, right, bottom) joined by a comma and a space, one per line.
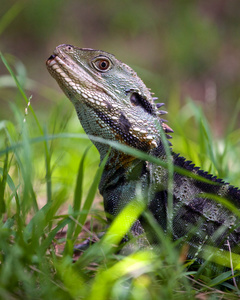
46, 44, 240, 270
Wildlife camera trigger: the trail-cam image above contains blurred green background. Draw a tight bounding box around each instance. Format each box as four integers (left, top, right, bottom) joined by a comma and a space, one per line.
1, 0, 240, 129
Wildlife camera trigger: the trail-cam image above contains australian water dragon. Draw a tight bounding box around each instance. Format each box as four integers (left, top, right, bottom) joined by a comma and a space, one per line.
46, 44, 240, 270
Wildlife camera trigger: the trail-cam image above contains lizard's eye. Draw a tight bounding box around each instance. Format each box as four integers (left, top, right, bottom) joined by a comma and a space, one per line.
92, 57, 111, 72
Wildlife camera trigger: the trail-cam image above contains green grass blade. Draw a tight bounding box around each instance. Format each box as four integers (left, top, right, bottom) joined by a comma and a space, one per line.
0, 132, 226, 187
187, 100, 217, 171
101, 199, 145, 247
66, 146, 90, 241
0, 53, 52, 204
225, 98, 240, 136
9, 103, 39, 214
155, 120, 174, 236
43, 127, 52, 203
74, 194, 146, 269
89, 250, 155, 300
0, 167, 16, 193
73, 146, 91, 213
39, 217, 71, 256
0, 53, 35, 116
23, 202, 52, 243
0, 152, 8, 215
0, 2, 23, 36
73, 150, 109, 239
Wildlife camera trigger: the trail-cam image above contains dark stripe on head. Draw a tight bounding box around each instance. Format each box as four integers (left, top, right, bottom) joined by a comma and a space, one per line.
93, 107, 150, 150
130, 92, 156, 115
119, 112, 131, 134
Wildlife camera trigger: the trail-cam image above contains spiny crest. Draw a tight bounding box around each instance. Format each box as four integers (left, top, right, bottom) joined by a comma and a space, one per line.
174, 153, 240, 195
151, 95, 174, 139
126, 89, 174, 143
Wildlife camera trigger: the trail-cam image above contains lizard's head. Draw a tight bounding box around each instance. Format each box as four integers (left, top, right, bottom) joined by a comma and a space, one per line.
46, 44, 173, 155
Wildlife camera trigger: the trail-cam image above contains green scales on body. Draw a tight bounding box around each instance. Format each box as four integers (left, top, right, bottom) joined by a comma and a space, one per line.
46, 44, 240, 270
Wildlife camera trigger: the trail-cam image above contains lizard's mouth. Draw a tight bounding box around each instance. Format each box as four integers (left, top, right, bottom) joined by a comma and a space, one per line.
47, 54, 56, 61
46, 51, 73, 76
46, 52, 67, 77
46, 54, 58, 66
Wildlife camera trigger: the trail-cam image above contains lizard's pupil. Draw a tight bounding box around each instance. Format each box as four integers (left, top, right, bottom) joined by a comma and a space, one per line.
98, 60, 109, 70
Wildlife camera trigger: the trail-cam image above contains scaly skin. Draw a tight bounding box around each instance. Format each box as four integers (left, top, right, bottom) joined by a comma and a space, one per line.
46, 44, 240, 266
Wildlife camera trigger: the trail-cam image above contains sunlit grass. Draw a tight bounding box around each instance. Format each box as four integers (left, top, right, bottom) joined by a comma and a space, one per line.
1, 52, 240, 299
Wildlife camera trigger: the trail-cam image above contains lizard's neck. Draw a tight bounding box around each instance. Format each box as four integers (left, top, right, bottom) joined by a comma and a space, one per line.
98, 137, 170, 189
99, 149, 141, 192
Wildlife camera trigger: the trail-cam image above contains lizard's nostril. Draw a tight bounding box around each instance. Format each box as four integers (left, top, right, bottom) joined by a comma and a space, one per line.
48, 54, 56, 60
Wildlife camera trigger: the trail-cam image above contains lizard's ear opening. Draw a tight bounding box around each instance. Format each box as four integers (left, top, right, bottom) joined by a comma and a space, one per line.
130, 92, 155, 115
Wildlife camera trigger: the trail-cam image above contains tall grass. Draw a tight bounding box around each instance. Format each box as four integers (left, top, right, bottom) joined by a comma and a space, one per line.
0, 52, 240, 299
